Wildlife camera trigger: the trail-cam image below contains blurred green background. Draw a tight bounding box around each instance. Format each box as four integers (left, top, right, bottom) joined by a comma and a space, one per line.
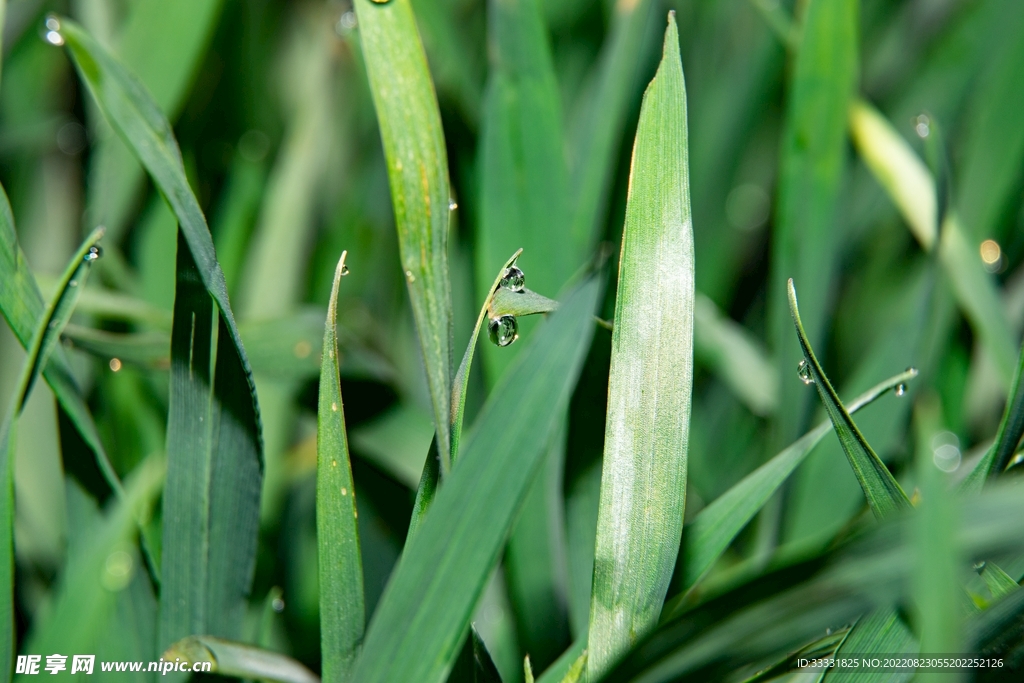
1, 0, 1024, 677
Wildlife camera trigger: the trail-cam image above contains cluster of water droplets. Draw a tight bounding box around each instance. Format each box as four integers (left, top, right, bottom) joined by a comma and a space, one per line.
796, 359, 813, 385
44, 15, 64, 46
487, 264, 525, 347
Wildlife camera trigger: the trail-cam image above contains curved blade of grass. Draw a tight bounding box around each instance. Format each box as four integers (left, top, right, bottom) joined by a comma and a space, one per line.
0, 228, 104, 681
22, 454, 165, 664
788, 279, 910, 519
318, 253, 364, 683
821, 610, 914, 683
682, 368, 918, 591
163, 636, 320, 683
350, 278, 600, 683
587, 15, 694, 678
0, 187, 123, 497
87, 0, 225, 241
535, 642, 586, 683
352, 0, 453, 476
159, 232, 262, 651
980, 563, 1021, 601
694, 293, 777, 417
848, 99, 1017, 381
56, 20, 264, 650
962, 341, 1024, 493
768, 0, 857, 453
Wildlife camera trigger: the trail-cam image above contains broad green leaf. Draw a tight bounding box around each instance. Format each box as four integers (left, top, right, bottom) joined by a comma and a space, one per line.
21, 455, 165, 670
317, 253, 364, 683
567, 0, 653, 249
788, 280, 911, 519
57, 22, 264, 651
962, 339, 1024, 491
587, 15, 693, 678
768, 0, 857, 452
681, 368, 918, 592
159, 232, 262, 651
0, 187, 123, 497
848, 99, 1017, 382
1, 228, 105, 682
350, 278, 600, 683
353, 0, 454, 475
87, 0, 226, 241
163, 636, 319, 683
694, 293, 777, 417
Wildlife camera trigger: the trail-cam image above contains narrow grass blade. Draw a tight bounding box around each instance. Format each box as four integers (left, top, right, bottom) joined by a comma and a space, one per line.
821, 610, 914, 683
0, 187, 122, 496
768, 0, 857, 451
318, 253, 364, 683
980, 563, 1020, 601
87, 0, 225, 241
350, 278, 600, 683
22, 455, 165, 663
352, 0, 453, 474
682, 369, 918, 591
163, 636, 319, 683
587, 15, 694, 678
535, 641, 586, 683
694, 293, 777, 417
477, 0, 575, 387
159, 233, 262, 650
788, 280, 910, 519
471, 627, 504, 683
0, 228, 105, 681
848, 99, 1017, 381
568, 0, 654, 249
962, 340, 1024, 491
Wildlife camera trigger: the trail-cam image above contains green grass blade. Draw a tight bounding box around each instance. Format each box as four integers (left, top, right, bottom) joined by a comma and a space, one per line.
962, 341, 1024, 492
22, 455, 165, 666
471, 627, 504, 683
567, 0, 653, 249
848, 99, 1017, 381
0, 228, 105, 681
352, 0, 453, 475
159, 232, 262, 650
980, 563, 1021, 601
788, 280, 910, 519
350, 278, 600, 683
694, 293, 777, 416
86, 0, 226, 241
587, 15, 693, 678
477, 0, 576, 386
681, 368, 918, 592
821, 610, 914, 683
163, 636, 320, 683
534, 641, 585, 683
768, 0, 857, 450
318, 253, 364, 683
0, 186, 123, 497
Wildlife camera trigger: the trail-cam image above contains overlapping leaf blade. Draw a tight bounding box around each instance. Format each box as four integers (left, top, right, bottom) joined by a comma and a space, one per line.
351, 278, 600, 683
163, 636, 320, 683
587, 14, 694, 678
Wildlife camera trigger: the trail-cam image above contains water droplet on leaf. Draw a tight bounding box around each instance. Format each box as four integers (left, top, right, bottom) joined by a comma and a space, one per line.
272, 597, 285, 612
340, 263, 350, 276
84, 245, 103, 262
499, 265, 525, 292
797, 359, 814, 385
895, 383, 906, 396
448, 198, 458, 211
405, 270, 415, 283
488, 315, 518, 347
45, 14, 60, 31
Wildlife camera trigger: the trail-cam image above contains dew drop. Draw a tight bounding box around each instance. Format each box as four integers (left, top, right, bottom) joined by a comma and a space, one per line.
797, 359, 814, 385
449, 198, 458, 211
895, 383, 906, 397
974, 561, 987, 574
332, 459, 337, 467
405, 270, 415, 283
84, 245, 103, 262
109, 358, 122, 372
340, 263, 350, 276
336, 10, 357, 32
69, 280, 78, 287
341, 487, 348, 496
331, 402, 339, 412
272, 597, 285, 613
488, 315, 519, 347
44, 30, 64, 46
499, 265, 525, 292
45, 14, 61, 31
